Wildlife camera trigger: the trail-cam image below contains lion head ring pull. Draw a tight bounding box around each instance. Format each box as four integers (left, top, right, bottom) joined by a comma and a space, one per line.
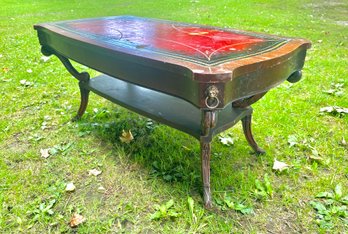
205, 85, 220, 109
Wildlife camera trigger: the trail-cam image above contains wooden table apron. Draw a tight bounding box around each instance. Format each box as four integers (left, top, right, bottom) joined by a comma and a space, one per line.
34, 16, 311, 208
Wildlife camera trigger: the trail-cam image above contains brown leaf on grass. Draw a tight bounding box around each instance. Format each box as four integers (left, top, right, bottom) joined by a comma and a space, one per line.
40, 148, 50, 158
308, 154, 323, 162
308, 148, 323, 162
341, 137, 347, 146
272, 159, 289, 172
88, 169, 102, 176
119, 130, 133, 144
69, 213, 86, 227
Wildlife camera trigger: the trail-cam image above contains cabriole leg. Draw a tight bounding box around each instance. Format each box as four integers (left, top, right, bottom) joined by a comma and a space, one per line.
200, 110, 217, 209
200, 141, 212, 208
40, 47, 91, 121
73, 81, 90, 121
241, 114, 265, 154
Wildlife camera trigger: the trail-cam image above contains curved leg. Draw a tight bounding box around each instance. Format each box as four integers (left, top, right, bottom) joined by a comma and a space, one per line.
201, 141, 212, 209
241, 114, 265, 154
54, 55, 90, 120
72, 81, 90, 121
200, 110, 217, 209
41, 47, 91, 121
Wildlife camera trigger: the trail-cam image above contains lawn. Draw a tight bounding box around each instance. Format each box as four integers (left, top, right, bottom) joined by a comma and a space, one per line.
0, 0, 347, 233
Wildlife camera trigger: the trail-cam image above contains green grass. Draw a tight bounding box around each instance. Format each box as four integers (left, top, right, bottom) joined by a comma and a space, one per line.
1, 0, 347, 233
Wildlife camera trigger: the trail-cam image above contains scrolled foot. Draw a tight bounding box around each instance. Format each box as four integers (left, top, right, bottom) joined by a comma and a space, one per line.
254, 146, 266, 155
71, 115, 82, 122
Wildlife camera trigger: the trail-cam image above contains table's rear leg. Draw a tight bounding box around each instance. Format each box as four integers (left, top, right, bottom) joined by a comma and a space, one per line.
241, 114, 265, 154
232, 93, 267, 154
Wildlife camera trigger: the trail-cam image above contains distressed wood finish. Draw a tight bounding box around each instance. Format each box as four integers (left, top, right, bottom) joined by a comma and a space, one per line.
200, 141, 212, 208
34, 16, 311, 207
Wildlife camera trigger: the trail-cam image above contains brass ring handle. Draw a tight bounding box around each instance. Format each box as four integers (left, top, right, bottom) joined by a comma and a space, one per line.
205, 96, 220, 109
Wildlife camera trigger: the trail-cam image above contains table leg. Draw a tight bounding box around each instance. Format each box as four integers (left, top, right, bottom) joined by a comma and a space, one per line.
42, 49, 91, 121
200, 110, 217, 208
241, 114, 265, 154
200, 141, 212, 208
73, 81, 90, 121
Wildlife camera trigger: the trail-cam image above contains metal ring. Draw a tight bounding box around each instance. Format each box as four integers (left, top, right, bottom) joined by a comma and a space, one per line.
205, 96, 220, 109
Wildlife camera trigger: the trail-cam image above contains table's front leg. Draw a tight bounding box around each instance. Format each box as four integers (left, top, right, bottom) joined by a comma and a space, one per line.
200, 110, 217, 208
53, 53, 90, 121
74, 81, 90, 121
200, 140, 212, 208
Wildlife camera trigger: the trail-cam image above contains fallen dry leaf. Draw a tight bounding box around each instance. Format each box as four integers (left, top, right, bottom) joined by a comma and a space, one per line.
320, 106, 348, 115
272, 159, 289, 172
307, 147, 323, 162
88, 169, 102, 176
308, 154, 323, 162
287, 135, 298, 147
97, 186, 106, 192
20, 79, 32, 86
40, 148, 50, 158
40, 56, 50, 62
119, 130, 134, 144
69, 213, 86, 227
218, 135, 234, 146
341, 137, 347, 146
65, 182, 76, 192
1, 78, 12, 82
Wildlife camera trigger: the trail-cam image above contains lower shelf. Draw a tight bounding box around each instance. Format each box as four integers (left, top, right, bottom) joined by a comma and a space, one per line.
83, 74, 251, 140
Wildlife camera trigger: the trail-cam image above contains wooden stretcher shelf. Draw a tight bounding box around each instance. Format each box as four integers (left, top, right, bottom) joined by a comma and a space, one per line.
85, 74, 252, 140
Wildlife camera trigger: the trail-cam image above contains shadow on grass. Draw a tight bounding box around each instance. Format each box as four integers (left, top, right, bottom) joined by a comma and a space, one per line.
77, 108, 201, 184
76, 106, 262, 211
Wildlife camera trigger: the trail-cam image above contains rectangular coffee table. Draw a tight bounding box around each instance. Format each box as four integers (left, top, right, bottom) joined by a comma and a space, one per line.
34, 16, 310, 208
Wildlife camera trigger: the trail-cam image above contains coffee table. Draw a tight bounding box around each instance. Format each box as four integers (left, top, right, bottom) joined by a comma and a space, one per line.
34, 16, 311, 208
